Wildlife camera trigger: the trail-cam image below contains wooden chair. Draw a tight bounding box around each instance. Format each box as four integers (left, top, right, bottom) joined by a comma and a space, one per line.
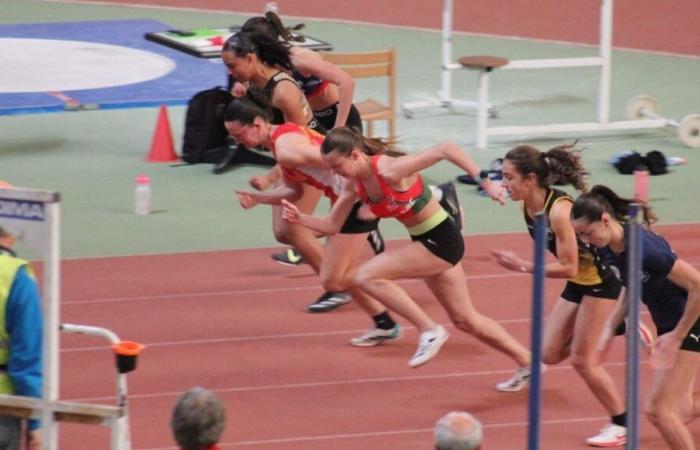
321, 48, 397, 139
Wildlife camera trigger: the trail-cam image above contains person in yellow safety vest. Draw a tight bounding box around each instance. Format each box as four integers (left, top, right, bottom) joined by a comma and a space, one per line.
0, 226, 43, 450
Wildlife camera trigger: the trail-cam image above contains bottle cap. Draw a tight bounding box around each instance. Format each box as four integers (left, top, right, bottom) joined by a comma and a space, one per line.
136, 174, 150, 185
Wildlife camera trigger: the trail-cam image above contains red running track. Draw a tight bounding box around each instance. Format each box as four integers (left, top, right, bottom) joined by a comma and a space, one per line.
51, 225, 700, 449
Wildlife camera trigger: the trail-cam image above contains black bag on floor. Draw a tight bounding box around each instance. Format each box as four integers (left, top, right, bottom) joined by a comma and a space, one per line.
182, 86, 233, 164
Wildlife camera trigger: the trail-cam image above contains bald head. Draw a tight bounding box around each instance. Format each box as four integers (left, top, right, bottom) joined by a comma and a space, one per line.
434, 411, 483, 450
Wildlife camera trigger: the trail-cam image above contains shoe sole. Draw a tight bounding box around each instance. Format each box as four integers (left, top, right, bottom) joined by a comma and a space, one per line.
272, 260, 304, 267
586, 439, 626, 448
350, 328, 403, 347
307, 300, 351, 313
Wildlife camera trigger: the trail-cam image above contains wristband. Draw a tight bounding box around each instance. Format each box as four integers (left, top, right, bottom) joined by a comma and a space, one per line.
478, 170, 490, 183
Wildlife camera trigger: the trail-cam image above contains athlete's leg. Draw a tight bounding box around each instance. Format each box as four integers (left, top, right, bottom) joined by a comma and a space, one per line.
354, 242, 446, 332
541, 298, 578, 364
646, 350, 700, 450
424, 265, 530, 366
570, 297, 625, 416
322, 232, 386, 316
272, 183, 324, 272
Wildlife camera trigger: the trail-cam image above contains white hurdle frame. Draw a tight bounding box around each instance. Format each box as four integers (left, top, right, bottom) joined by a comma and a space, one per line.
401, 0, 490, 115
402, 0, 678, 150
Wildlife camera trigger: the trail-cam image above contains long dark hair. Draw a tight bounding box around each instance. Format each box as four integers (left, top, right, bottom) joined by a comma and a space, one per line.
223, 87, 273, 125
504, 142, 589, 191
320, 127, 405, 157
241, 12, 306, 42
571, 185, 657, 227
222, 30, 293, 71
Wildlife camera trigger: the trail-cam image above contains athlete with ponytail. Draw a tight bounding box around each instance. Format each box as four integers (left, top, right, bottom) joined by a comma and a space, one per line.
492, 144, 652, 447
282, 127, 533, 378
572, 185, 700, 450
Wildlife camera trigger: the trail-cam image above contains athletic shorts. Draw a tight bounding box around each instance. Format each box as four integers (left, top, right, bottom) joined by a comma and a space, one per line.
410, 217, 464, 266
314, 103, 363, 133
561, 274, 622, 304
339, 202, 379, 234
679, 317, 700, 353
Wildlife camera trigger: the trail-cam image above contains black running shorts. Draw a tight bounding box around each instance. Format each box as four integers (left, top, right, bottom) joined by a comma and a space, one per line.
561, 274, 622, 304
410, 217, 464, 266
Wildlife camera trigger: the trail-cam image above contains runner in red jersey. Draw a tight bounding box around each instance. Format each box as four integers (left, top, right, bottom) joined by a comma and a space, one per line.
283, 127, 534, 378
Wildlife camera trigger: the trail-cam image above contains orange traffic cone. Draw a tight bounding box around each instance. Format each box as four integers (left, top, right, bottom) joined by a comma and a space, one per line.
146, 105, 178, 162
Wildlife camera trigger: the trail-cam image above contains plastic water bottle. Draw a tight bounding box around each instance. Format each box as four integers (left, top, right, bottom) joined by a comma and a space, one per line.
134, 174, 151, 215
264, 2, 279, 13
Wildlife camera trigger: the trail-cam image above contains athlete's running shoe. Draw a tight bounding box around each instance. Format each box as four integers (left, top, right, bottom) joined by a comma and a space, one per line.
350, 324, 402, 347
367, 228, 385, 254
585, 423, 627, 447
495, 363, 546, 392
408, 325, 449, 368
437, 181, 463, 230
271, 248, 304, 266
306, 291, 350, 313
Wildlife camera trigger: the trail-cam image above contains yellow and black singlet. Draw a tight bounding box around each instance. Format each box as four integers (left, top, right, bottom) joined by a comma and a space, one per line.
523, 188, 612, 285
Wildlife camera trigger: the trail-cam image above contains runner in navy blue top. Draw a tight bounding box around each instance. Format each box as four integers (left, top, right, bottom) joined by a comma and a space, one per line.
572, 185, 700, 450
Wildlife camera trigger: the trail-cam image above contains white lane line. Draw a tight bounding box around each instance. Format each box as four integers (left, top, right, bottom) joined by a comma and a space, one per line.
59, 318, 539, 352
62, 272, 529, 305
60, 261, 700, 306
70, 362, 631, 403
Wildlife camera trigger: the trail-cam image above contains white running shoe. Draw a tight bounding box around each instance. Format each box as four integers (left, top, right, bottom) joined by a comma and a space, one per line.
350, 324, 402, 347
586, 423, 627, 447
408, 325, 449, 368
495, 363, 546, 392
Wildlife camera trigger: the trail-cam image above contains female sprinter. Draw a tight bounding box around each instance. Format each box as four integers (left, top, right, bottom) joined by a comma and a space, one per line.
240, 11, 360, 131
572, 185, 700, 450
282, 127, 533, 381
221, 31, 344, 310
236, 13, 372, 266
491, 144, 651, 446
226, 93, 403, 345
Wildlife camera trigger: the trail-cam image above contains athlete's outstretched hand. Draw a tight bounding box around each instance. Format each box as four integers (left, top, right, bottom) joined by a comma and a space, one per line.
481, 179, 506, 205
491, 249, 528, 273
281, 199, 301, 223
235, 190, 259, 209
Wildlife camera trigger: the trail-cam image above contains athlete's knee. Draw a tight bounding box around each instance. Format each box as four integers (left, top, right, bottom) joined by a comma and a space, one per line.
321, 272, 351, 293
450, 313, 481, 335
353, 269, 383, 290
569, 351, 599, 374
644, 398, 671, 427
541, 350, 565, 365
273, 227, 291, 245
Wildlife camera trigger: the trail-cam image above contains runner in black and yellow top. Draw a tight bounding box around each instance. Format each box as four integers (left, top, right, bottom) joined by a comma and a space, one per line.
492, 143, 651, 447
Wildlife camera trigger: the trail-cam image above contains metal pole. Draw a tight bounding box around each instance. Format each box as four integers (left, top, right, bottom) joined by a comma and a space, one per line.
625, 204, 642, 450
527, 213, 546, 450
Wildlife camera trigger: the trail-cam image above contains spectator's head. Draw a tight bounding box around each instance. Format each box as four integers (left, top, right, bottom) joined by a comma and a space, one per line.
0, 226, 15, 248
434, 411, 483, 450
171, 387, 226, 450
